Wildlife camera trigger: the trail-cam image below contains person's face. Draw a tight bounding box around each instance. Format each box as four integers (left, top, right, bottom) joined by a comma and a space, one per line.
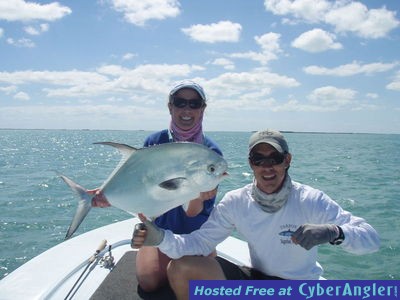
168, 88, 206, 130
249, 143, 291, 194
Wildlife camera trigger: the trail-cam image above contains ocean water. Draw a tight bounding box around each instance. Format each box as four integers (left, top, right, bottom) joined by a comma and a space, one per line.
0, 129, 399, 280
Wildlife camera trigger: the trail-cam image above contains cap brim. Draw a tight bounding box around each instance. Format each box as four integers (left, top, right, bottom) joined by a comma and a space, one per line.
249, 140, 284, 153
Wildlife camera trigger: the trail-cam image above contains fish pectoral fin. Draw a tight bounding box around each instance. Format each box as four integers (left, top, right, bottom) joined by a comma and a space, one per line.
159, 177, 188, 190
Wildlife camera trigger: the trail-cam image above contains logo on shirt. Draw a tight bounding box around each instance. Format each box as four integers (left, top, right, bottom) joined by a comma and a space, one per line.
279, 224, 297, 245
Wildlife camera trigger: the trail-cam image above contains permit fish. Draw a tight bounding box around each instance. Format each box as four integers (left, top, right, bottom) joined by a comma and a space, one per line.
279, 229, 295, 237
61, 142, 228, 239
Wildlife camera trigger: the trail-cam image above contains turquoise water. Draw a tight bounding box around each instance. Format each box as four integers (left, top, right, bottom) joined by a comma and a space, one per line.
0, 129, 399, 280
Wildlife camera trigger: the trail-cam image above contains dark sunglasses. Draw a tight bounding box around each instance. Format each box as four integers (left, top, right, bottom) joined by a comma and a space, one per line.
171, 97, 204, 109
249, 152, 286, 167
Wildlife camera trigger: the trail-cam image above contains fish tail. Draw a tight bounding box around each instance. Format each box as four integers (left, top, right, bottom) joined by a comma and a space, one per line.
60, 175, 93, 240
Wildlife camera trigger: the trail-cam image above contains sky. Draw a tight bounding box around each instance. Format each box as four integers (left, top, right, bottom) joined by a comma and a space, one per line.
0, 0, 399, 134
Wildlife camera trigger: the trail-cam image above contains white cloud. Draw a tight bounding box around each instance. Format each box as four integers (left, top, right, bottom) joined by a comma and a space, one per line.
264, 0, 331, 23
14, 91, 30, 101
0, 28, 3, 38
24, 23, 49, 35
110, 0, 180, 26
0, 85, 17, 94
0, 104, 169, 130
206, 77, 368, 113
292, 28, 342, 53
325, 2, 400, 39
0, 64, 205, 99
0, 70, 108, 86
366, 93, 378, 99
230, 32, 282, 65
230, 51, 271, 65
308, 86, 357, 108
108, 64, 205, 93
210, 58, 235, 70
255, 32, 282, 56
270, 99, 327, 112
122, 53, 137, 61
182, 21, 242, 43
386, 71, 400, 91
205, 68, 300, 107
304, 61, 398, 76
0, 0, 71, 22
0, 61, 389, 126
7, 37, 35, 48
0, 64, 299, 113
97, 65, 127, 77
264, 0, 400, 39
24, 26, 38, 35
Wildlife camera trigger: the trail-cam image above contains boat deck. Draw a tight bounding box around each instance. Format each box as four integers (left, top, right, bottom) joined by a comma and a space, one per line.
91, 251, 176, 300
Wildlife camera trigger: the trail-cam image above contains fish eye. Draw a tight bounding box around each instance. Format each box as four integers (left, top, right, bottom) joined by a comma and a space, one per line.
207, 164, 216, 173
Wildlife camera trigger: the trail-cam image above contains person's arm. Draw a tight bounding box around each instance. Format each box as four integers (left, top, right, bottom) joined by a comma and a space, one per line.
131, 213, 218, 258
335, 216, 380, 254
132, 196, 234, 259
292, 190, 380, 254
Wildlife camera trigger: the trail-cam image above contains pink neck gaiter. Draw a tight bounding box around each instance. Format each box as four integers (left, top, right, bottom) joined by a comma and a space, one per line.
169, 115, 204, 144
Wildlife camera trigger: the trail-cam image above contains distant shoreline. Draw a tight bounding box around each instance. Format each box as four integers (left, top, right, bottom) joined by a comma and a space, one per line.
0, 128, 398, 135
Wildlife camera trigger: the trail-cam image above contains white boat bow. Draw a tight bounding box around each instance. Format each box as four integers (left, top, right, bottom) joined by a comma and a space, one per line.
0, 217, 250, 300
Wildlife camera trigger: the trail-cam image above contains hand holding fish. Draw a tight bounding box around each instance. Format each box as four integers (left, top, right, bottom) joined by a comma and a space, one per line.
185, 188, 218, 217
131, 213, 165, 248
87, 189, 111, 208
198, 188, 218, 201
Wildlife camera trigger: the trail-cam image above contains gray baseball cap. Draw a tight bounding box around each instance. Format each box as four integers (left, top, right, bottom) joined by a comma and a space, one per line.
169, 80, 206, 102
249, 129, 289, 154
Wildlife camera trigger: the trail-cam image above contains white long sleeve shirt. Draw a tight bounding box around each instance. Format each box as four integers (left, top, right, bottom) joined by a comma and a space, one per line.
158, 181, 380, 279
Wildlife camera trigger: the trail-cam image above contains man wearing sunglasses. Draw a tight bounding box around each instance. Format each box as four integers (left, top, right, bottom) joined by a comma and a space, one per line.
133, 129, 380, 300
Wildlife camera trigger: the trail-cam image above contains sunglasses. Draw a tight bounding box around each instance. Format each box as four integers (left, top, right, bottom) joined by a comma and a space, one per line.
171, 97, 204, 109
249, 152, 286, 167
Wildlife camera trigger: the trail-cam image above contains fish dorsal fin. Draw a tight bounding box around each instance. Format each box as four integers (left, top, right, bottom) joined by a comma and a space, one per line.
94, 142, 137, 162
94, 142, 138, 191
159, 177, 187, 190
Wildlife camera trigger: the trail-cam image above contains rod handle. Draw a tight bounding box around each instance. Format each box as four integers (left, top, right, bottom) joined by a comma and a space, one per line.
89, 239, 107, 262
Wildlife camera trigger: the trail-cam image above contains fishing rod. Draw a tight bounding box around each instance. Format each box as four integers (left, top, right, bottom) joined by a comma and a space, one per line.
64, 239, 107, 300
40, 239, 132, 300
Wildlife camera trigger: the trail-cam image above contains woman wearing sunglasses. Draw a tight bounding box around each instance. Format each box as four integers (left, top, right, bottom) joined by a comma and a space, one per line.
133, 129, 380, 300
135, 80, 223, 293
90, 81, 222, 293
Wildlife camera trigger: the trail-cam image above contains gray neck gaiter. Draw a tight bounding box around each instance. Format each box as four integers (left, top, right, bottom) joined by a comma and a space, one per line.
252, 174, 292, 213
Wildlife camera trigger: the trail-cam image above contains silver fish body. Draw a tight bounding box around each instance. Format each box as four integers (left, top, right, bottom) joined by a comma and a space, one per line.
61, 142, 228, 239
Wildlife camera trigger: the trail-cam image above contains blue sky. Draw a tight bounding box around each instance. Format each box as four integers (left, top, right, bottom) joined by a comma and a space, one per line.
0, 0, 399, 133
